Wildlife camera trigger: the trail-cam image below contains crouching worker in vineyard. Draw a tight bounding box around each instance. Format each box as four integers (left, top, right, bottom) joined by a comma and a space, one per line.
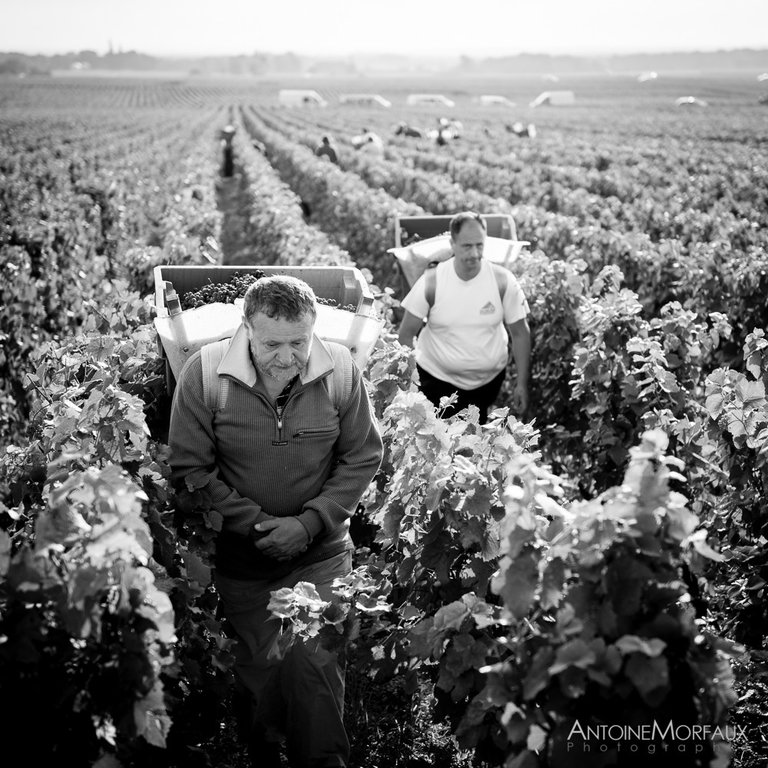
397, 211, 531, 423
168, 275, 383, 768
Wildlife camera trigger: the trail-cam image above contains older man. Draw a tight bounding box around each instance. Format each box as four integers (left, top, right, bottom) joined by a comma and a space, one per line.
169, 275, 383, 768
397, 211, 531, 423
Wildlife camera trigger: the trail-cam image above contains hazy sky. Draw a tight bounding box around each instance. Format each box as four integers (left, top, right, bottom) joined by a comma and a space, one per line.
3, 0, 767, 58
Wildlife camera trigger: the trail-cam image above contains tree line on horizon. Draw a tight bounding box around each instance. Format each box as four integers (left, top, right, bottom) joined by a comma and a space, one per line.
1, 47, 767, 78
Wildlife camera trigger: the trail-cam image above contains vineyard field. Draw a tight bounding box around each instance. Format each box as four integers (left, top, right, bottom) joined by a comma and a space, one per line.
1, 71, 767, 768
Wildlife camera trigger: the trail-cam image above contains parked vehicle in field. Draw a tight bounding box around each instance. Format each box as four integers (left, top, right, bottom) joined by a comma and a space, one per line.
478, 94, 516, 107
339, 93, 392, 108
277, 89, 328, 107
406, 93, 455, 107
675, 96, 708, 108
530, 90, 575, 107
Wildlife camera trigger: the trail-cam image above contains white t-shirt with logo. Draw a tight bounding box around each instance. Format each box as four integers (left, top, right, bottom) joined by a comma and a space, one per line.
400, 258, 529, 389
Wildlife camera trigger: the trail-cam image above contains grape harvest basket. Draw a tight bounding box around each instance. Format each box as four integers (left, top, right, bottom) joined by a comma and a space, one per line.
153, 265, 383, 390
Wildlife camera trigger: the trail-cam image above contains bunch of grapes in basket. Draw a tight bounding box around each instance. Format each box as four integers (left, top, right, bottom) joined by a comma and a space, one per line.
182, 271, 266, 309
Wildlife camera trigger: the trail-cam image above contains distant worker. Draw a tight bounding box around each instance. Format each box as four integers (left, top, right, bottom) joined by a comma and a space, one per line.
352, 128, 384, 155
508, 121, 536, 139
314, 135, 339, 165
220, 124, 236, 177
395, 121, 423, 138
397, 211, 531, 424
434, 117, 461, 146
435, 117, 451, 146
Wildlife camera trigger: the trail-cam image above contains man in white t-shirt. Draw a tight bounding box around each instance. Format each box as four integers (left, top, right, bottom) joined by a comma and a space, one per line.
397, 211, 531, 423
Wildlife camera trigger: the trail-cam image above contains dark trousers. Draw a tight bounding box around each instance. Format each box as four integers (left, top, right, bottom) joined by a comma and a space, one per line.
216, 552, 352, 768
416, 365, 505, 424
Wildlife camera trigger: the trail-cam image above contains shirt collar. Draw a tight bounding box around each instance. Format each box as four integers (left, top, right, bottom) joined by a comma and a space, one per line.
216, 322, 335, 388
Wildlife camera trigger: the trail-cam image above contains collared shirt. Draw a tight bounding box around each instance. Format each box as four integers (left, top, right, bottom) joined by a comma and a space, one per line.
275, 376, 298, 418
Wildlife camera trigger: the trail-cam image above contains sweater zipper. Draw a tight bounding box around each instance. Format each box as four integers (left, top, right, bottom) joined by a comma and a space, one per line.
253, 389, 287, 447
271, 386, 301, 446
272, 406, 287, 446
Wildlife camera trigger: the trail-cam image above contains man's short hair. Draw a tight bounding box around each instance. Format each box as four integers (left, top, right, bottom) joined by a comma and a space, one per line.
449, 211, 487, 239
244, 275, 317, 323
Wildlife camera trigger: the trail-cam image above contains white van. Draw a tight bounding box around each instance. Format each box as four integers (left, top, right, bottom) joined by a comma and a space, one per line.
339, 93, 392, 108
277, 89, 328, 107
529, 90, 575, 107
478, 94, 516, 107
406, 93, 455, 108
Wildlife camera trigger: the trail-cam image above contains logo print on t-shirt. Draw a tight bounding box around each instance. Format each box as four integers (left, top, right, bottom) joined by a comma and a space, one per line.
479, 301, 496, 314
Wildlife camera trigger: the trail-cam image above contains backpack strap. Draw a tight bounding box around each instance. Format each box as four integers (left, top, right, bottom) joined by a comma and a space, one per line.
202, 337, 354, 415
425, 260, 508, 311
424, 263, 438, 310
491, 263, 508, 304
325, 342, 355, 413
201, 338, 232, 412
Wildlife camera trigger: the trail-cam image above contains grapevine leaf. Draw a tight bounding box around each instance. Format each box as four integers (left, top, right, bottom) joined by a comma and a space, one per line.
549, 639, 597, 674
726, 415, 746, 439
614, 635, 667, 657
558, 666, 587, 698
686, 529, 724, 561
179, 548, 212, 586
527, 723, 547, 753
407, 617, 437, 659
433, 599, 471, 633
624, 653, 670, 706
665, 506, 699, 541
355, 593, 390, 615
462, 594, 499, 629
444, 633, 490, 678
292, 581, 323, 606
522, 646, 554, 700
705, 393, 724, 419
0, 531, 11, 576
746, 354, 762, 380
605, 556, 653, 616
540, 557, 566, 610
320, 600, 347, 628
267, 587, 299, 619
493, 548, 539, 619
736, 379, 765, 404
133, 683, 171, 748
397, 555, 416, 584
656, 369, 679, 394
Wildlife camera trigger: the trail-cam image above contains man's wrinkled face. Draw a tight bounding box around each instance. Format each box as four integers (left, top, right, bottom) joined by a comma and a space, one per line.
245, 311, 314, 383
451, 220, 486, 279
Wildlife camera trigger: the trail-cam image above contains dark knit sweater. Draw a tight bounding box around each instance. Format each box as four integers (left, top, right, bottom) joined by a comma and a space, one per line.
168, 326, 383, 579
